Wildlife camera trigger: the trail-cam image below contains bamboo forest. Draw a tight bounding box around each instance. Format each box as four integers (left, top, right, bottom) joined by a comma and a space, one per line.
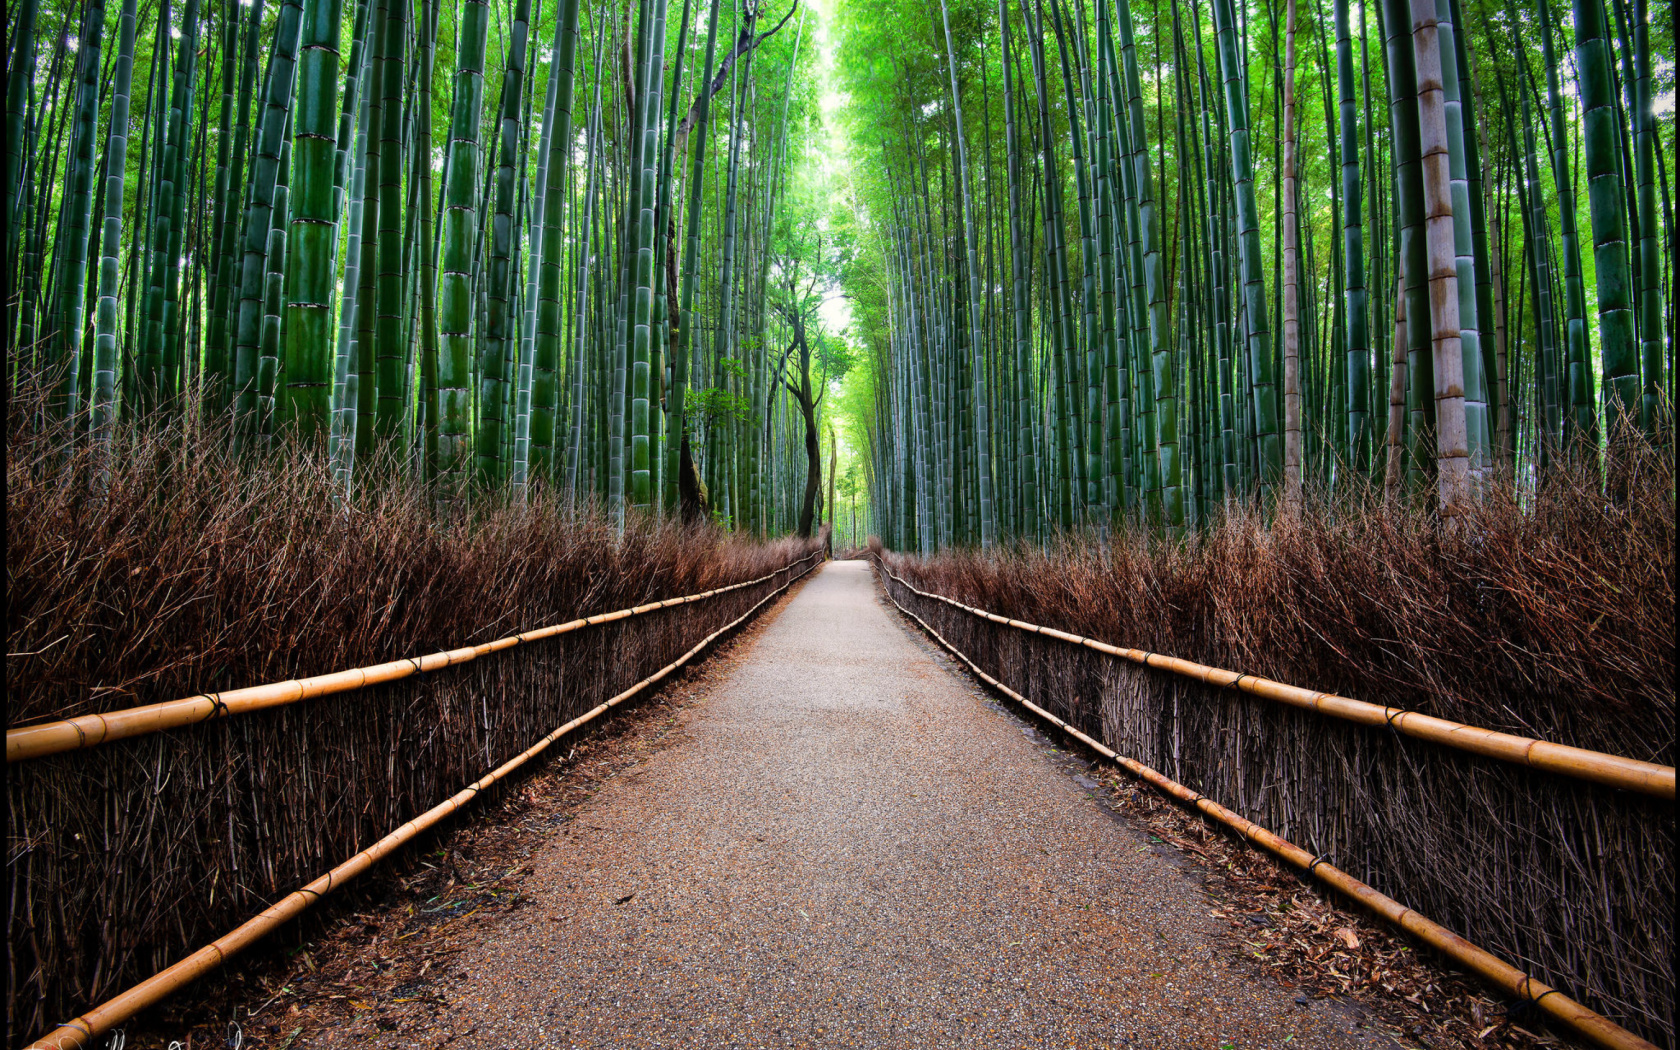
3, 0, 1675, 544
4, 0, 1676, 1045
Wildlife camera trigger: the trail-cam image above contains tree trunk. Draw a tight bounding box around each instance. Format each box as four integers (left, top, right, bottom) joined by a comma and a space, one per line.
796, 391, 821, 539
678, 432, 708, 523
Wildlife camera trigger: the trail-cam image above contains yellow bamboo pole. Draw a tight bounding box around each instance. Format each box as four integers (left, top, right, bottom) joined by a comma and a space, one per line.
25, 554, 821, 1050
9, 553, 822, 763
874, 563, 1673, 800
877, 572, 1659, 1050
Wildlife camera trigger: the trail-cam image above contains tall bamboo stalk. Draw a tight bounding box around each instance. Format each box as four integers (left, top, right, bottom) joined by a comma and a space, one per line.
437, 0, 490, 502
281, 0, 344, 434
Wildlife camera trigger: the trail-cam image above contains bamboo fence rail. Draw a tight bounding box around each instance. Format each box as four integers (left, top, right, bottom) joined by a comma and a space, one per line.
8, 553, 822, 763
876, 566, 1658, 1050
24, 552, 821, 1050
873, 562, 1674, 800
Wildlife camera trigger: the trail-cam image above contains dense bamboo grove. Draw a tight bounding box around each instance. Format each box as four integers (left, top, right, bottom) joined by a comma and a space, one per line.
830, 0, 1674, 550
2, 0, 862, 537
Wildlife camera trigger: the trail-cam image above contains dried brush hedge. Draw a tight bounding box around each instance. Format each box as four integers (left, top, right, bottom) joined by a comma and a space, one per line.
877, 448, 1675, 1048
6, 390, 817, 1041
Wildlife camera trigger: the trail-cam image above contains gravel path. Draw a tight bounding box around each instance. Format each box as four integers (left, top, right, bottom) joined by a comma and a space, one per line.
370, 560, 1391, 1049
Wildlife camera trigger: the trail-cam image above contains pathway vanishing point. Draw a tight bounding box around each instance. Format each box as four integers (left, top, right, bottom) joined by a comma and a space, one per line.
334, 560, 1395, 1049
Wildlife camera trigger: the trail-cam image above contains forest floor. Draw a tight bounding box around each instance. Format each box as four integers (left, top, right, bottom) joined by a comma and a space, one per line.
133, 561, 1564, 1050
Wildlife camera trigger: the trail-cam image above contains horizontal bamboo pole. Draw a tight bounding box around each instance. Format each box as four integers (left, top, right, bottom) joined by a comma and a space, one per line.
874, 562, 1673, 800
8, 552, 822, 764
25, 554, 821, 1050
877, 576, 1659, 1050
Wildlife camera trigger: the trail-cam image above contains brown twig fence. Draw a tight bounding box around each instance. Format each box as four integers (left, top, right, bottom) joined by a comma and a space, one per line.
8, 548, 820, 1048
875, 558, 1674, 1050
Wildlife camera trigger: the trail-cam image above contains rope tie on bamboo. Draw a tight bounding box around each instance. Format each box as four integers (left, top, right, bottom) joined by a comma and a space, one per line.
54, 1020, 93, 1042
207, 694, 231, 720
1306, 852, 1333, 877
1522, 977, 1564, 1012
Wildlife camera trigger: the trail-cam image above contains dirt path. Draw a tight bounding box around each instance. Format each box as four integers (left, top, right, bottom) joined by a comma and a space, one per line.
319, 560, 1393, 1049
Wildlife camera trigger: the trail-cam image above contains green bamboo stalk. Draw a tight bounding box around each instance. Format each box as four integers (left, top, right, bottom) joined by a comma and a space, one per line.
999, 0, 1039, 541
668, 0, 723, 517
1094, 0, 1125, 522
1538, 0, 1595, 448
351, 0, 385, 460
1572, 0, 1638, 439
255, 140, 291, 435
1630, 0, 1662, 431
477, 0, 531, 484
1022, 0, 1076, 529
1380, 0, 1431, 493
231, 0, 303, 445
415, 0, 440, 481
91, 0, 140, 451
373, 0, 408, 441
330, 41, 374, 493
136, 0, 176, 403
531, 0, 583, 480
205, 0, 241, 405
3, 0, 39, 346
1115, 0, 1183, 531
436, 0, 490, 501
512, 4, 560, 498
938, 0, 995, 547
567, 43, 606, 494
1043, 0, 1099, 524
645, 0, 681, 516
1437, 0, 1491, 483
1281, 0, 1302, 514
1521, 85, 1564, 463
707, 7, 748, 521
207, 0, 263, 408
1211, 0, 1281, 503
54, 0, 105, 421
159, 0, 201, 401
1334, 0, 1370, 471
280, 0, 344, 435
628, 0, 668, 510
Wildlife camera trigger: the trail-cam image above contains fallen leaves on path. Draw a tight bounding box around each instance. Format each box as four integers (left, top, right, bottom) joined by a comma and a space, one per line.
1093, 769, 1567, 1050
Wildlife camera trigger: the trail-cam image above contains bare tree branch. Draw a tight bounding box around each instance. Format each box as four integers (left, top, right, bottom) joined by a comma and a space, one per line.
671, 1, 800, 156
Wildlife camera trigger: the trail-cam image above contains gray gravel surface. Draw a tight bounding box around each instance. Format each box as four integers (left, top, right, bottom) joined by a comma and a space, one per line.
354, 561, 1393, 1049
